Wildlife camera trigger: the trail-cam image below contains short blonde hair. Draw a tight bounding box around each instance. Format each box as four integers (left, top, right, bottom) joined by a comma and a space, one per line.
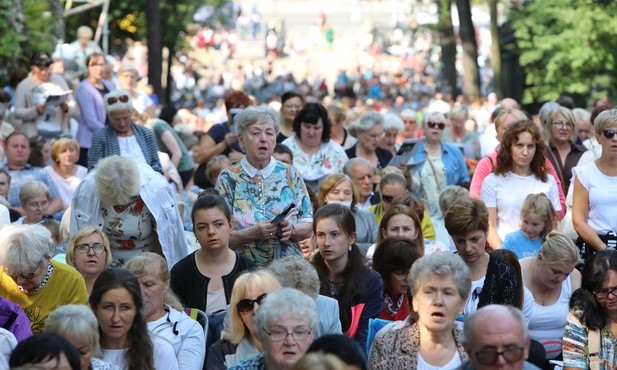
95, 156, 140, 205
45, 304, 102, 356
66, 227, 112, 268
221, 270, 282, 344
51, 138, 80, 164
19, 181, 50, 205
593, 109, 617, 133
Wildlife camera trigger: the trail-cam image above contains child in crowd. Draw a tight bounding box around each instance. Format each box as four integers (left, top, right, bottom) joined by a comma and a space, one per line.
501, 193, 559, 258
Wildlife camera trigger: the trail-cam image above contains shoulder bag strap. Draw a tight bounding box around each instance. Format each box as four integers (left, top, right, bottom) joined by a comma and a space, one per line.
588, 327, 601, 370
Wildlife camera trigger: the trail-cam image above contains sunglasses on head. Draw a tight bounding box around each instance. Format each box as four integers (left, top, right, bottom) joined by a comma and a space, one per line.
236, 293, 267, 313
427, 121, 446, 130
107, 95, 130, 105
602, 130, 616, 139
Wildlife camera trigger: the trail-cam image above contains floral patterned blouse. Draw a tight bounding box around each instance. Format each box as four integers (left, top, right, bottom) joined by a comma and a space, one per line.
281, 137, 348, 182
101, 195, 157, 267
216, 157, 313, 267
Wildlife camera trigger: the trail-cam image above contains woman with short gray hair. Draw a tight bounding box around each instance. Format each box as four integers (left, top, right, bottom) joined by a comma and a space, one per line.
346, 111, 392, 169
230, 288, 317, 370
216, 105, 314, 267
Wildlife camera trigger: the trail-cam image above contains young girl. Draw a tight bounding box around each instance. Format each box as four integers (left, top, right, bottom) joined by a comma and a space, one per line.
501, 193, 559, 258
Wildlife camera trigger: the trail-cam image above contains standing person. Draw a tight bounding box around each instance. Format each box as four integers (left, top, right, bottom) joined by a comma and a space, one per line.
116, 63, 156, 117
65, 227, 112, 294
327, 103, 356, 149
482, 121, 561, 248
346, 112, 392, 169
44, 138, 87, 209
442, 105, 481, 160
312, 203, 383, 352
456, 305, 540, 370
14, 51, 72, 138
88, 90, 162, 173
69, 26, 103, 77
343, 157, 379, 210
281, 103, 348, 190
397, 109, 422, 142
89, 268, 179, 370
572, 109, 617, 260
278, 91, 304, 142
75, 52, 115, 166
412, 111, 470, 218
215, 105, 313, 267
377, 113, 404, 156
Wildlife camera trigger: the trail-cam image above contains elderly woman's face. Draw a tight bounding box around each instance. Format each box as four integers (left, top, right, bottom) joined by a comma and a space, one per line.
550, 112, 574, 144
64, 333, 94, 370
73, 233, 107, 278
23, 193, 49, 223
118, 71, 137, 90
402, 116, 418, 138
412, 274, 464, 333
595, 270, 617, 313
424, 118, 446, 143
262, 315, 314, 370
239, 119, 277, 168
379, 128, 398, 149
358, 124, 383, 152
136, 261, 169, 320
9, 259, 48, 294
108, 109, 134, 137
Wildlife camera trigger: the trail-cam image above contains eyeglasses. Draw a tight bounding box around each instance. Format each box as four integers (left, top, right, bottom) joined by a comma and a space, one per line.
265, 328, 312, 342
27, 200, 49, 210
107, 95, 130, 105
475, 346, 525, 365
236, 293, 267, 313
365, 132, 384, 141
392, 270, 410, 281
283, 104, 302, 110
89, 63, 106, 68
381, 194, 394, 203
427, 121, 446, 130
8, 260, 44, 281
553, 121, 573, 130
594, 286, 617, 299
75, 243, 106, 254
602, 130, 616, 139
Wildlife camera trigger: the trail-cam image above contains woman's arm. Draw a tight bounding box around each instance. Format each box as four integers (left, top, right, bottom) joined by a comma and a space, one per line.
177, 318, 206, 370
160, 130, 183, 168
487, 207, 502, 249
572, 177, 606, 252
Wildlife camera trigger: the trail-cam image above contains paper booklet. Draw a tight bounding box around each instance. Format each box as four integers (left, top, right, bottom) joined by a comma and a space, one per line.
387, 137, 425, 168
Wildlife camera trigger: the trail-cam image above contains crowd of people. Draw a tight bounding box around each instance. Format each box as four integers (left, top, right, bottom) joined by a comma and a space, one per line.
0, 16, 616, 370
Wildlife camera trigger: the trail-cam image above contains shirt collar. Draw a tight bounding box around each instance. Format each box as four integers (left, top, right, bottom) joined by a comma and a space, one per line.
240, 156, 276, 178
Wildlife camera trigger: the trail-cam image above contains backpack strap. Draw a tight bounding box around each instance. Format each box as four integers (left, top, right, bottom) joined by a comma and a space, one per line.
2, 311, 17, 330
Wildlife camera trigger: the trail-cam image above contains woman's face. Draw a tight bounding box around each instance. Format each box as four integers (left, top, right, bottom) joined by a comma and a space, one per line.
108, 109, 134, 137
358, 124, 383, 152
87, 57, 106, 82
511, 132, 536, 172
402, 116, 418, 138
57, 145, 78, 167
118, 71, 137, 91
382, 214, 419, 241
379, 128, 399, 149
73, 233, 108, 277
452, 230, 487, 266
595, 270, 617, 313
597, 126, 617, 157
423, 118, 446, 143
95, 287, 137, 347
9, 259, 49, 294
32, 63, 51, 83
64, 334, 94, 370
536, 257, 576, 291
550, 113, 573, 144
239, 287, 266, 339
239, 119, 277, 168
299, 120, 323, 149
263, 315, 314, 370
136, 261, 169, 320
412, 274, 464, 333
23, 193, 49, 223
281, 97, 302, 124
316, 217, 355, 266
388, 269, 410, 298
326, 180, 353, 203
0, 172, 9, 198
193, 207, 233, 251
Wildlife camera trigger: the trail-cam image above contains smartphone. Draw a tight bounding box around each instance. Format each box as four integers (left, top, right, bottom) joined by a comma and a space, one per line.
271, 203, 296, 225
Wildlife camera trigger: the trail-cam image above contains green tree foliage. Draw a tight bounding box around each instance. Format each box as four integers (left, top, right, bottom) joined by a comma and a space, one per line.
511, 0, 617, 104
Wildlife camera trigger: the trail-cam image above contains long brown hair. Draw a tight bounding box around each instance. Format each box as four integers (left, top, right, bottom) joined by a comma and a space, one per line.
495, 120, 547, 181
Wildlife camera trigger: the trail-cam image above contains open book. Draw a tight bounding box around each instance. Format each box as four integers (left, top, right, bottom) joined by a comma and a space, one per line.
387, 137, 425, 168
38, 82, 72, 107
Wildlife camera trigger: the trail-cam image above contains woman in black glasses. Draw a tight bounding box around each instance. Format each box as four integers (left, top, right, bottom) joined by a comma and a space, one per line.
66, 226, 112, 294
573, 109, 617, 258
206, 270, 282, 370
412, 111, 470, 219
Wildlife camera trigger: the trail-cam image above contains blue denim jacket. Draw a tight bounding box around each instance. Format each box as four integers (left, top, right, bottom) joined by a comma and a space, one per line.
412, 140, 470, 186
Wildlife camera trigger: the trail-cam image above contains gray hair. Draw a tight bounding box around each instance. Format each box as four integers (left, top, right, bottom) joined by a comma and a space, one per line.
104, 89, 134, 114
18, 181, 50, 205
593, 109, 617, 133
464, 304, 528, 343
236, 104, 280, 136
399, 109, 417, 120
94, 155, 140, 206
44, 304, 102, 356
423, 112, 446, 127
343, 157, 373, 177
409, 252, 471, 300
348, 111, 384, 137
438, 185, 470, 215
382, 113, 404, 133
256, 288, 318, 339
268, 256, 320, 298
572, 108, 591, 124
539, 101, 560, 127
0, 224, 55, 274
449, 105, 469, 120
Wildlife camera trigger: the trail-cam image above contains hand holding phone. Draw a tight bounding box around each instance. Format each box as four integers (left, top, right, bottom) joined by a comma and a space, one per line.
272, 203, 296, 238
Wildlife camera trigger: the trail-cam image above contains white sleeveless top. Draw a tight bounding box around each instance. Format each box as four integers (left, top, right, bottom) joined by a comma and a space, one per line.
417, 351, 462, 370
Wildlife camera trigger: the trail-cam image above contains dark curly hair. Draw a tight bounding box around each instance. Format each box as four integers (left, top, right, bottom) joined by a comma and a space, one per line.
495, 120, 547, 182
293, 102, 332, 143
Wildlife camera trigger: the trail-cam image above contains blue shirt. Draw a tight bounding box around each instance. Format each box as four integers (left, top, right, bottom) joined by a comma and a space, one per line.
502, 229, 543, 259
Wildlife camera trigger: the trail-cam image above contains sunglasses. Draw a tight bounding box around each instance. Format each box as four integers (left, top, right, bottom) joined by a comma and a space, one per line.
602, 130, 616, 139
236, 293, 267, 313
35, 61, 52, 68
427, 121, 446, 130
381, 194, 394, 203
107, 95, 130, 105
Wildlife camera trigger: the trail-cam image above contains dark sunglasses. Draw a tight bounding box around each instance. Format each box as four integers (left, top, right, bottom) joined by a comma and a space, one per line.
427, 121, 446, 130
381, 194, 394, 203
602, 130, 616, 139
236, 293, 267, 313
107, 95, 130, 105
35, 61, 52, 68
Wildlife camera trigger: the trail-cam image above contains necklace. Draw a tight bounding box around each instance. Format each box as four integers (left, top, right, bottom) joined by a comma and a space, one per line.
532, 260, 557, 306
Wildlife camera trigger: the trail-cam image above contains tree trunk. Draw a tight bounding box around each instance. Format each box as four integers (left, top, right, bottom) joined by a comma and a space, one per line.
437, 0, 457, 96
146, 0, 163, 103
456, 0, 481, 102
488, 0, 502, 98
